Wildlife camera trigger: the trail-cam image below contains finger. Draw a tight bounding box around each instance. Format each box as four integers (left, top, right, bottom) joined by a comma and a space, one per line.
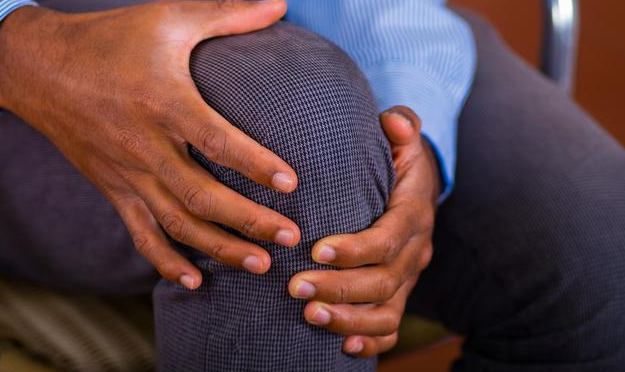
291, 244, 422, 303
178, 0, 287, 41
379, 106, 422, 147
343, 334, 398, 357
312, 147, 434, 267
148, 144, 300, 246
290, 267, 400, 303
133, 175, 272, 274
170, 92, 298, 193
311, 200, 426, 267
303, 302, 401, 336
302, 278, 415, 333
112, 193, 203, 289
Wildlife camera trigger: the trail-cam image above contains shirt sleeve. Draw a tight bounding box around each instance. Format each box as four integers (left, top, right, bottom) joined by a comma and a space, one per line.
285, 0, 476, 201
0, 0, 38, 23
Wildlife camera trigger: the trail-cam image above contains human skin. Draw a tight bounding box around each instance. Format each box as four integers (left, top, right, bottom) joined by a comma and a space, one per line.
291, 108, 440, 355
0, 1, 439, 357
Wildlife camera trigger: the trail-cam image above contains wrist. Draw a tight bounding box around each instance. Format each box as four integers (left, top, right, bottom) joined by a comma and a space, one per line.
0, 6, 61, 114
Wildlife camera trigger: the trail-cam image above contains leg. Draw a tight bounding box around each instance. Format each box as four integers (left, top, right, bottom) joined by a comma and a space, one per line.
153, 22, 394, 372
407, 12, 625, 371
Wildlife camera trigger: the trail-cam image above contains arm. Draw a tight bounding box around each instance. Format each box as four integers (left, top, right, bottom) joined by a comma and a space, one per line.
0, 1, 299, 289
286, 0, 476, 200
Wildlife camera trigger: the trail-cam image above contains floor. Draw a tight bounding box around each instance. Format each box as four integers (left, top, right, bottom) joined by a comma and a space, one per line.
378, 1, 625, 370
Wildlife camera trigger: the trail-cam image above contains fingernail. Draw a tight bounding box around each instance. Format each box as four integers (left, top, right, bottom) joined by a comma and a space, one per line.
315, 245, 336, 263
272, 172, 295, 192
347, 340, 364, 354
294, 280, 316, 299
310, 305, 331, 325
387, 112, 413, 131
180, 274, 197, 289
242, 256, 263, 273
275, 229, 295, 246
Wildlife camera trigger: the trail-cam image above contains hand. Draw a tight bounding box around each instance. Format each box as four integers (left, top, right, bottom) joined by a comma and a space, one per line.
0, 1, 301, 289
288, 106, 440, 357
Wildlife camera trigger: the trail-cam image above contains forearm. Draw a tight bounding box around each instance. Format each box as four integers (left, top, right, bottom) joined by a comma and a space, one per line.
0, 5, 63, 128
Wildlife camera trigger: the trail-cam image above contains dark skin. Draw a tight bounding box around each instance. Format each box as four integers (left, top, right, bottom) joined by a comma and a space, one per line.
291, 108, 439, 355
0, 1, 438, 356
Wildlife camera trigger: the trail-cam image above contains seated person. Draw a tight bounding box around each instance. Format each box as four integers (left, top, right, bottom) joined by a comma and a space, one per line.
1, 0, 624, 371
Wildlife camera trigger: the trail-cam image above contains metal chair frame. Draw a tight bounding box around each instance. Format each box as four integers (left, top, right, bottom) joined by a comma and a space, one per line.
541, 0, 580, 95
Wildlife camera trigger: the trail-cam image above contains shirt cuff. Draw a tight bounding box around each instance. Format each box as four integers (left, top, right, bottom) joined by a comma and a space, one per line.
362, 61, 459, 203
0, 0, 38, 23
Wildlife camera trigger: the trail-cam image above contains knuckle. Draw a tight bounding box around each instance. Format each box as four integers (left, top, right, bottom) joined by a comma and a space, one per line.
161, 212, 189, 242
132, 232, 153, 256
154, 157, 178, 183
337, 282, 349, 303
115, 129, 142, 157
240, 215, 260, 237
353, 239, 365, 263
380, 237, 400, 263
388, 312, 402, 332
197, 126, 228, 163
419, 244, 434, 270
377, 272, 399, 302
184, 185, 215, 217
152, 1, 184, 19
342, 312, 357, 331
414, 204, 435, 232
233, 150, 255, 177
213, 0, 242, 14
216, 0, 237, 9
420, 211, 435, 232
155, 259, 177, 278
387, 333, 399, 349
132, 86, 168, 120
210, 242, 227, 263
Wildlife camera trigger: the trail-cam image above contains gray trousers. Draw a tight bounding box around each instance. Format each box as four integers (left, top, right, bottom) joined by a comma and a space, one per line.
1, 1, 625, 371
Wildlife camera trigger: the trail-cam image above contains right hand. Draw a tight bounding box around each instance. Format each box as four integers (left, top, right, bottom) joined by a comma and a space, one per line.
0, 0, 300, 289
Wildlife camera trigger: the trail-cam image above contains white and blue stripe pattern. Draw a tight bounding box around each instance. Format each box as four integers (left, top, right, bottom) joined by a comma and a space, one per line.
0, 0, 37, 23
286, 0, 477, 200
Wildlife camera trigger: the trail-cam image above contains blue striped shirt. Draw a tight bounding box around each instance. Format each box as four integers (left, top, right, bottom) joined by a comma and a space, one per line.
0, 0, 37, 22
0, 0, 476, 199
286, 0, 476, 199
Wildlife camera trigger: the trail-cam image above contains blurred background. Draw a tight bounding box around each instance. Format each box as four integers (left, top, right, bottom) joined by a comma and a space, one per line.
453, 0, 625, 141
379, 0, 625, 371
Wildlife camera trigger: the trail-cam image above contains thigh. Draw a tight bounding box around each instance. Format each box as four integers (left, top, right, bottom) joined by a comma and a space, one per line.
0, 0, 159, 293
407, 11, 625, 371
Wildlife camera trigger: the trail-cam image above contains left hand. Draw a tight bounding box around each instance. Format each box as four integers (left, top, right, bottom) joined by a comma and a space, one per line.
288, 106, 441, 357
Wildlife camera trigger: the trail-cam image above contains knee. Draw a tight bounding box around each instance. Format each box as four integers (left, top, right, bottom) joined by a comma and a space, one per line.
188, 21, 394, 240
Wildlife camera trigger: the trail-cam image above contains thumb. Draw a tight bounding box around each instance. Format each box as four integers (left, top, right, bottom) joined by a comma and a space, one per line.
183, 0, 287, 40
380, 106, 422, 146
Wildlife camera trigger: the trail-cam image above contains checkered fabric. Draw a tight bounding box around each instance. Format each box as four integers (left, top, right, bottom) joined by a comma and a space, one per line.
153, 22, 394, 372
